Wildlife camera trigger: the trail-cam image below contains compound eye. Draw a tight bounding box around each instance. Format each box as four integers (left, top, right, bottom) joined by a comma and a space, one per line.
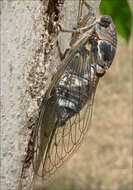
100, 15, 112, 28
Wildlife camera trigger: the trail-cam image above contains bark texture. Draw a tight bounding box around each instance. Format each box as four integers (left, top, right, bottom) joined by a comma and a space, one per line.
1, 0, 101, 189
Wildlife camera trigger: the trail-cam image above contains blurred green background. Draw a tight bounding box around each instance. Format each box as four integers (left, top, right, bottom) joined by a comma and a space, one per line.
100, 0, 132, 42
35, 0, 132, 189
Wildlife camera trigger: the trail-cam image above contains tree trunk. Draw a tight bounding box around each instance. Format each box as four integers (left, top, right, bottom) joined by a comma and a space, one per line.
1, 0, 101, 190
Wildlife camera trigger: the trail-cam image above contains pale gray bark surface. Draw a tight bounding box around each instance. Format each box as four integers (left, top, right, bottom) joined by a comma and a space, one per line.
1, 0, 101, 190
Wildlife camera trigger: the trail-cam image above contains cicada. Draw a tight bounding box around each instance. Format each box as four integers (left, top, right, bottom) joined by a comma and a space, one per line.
20, 0, 117, 188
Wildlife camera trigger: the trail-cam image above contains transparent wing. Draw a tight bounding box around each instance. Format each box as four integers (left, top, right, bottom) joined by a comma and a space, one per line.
32, 45, 99, 182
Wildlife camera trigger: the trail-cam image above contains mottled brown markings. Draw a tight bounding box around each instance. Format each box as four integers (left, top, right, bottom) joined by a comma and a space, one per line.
45, 0, 65, 33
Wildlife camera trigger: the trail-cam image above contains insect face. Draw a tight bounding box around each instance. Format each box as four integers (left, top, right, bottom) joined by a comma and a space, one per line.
96, 15, 117, 48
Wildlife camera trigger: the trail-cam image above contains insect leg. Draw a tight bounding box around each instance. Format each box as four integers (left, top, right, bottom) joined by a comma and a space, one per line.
77, 0, 93, 24
56, 41, 70, 61
57, 23, 80, 33
77, 0, 83, 24
77, 0, 95, 27
82, 0, 92, 10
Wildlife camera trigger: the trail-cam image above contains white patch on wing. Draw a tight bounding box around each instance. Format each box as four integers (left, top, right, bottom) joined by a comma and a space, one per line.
96, 64, 104, 74
58, 99, 75, 109
97, 40, 102, 60
72, 77, 81, 87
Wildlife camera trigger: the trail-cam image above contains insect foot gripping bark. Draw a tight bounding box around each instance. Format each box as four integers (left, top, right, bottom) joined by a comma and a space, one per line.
19, 0, 117, 189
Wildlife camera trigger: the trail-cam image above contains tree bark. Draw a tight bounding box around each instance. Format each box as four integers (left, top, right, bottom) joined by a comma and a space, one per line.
1, 0, 101, 190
